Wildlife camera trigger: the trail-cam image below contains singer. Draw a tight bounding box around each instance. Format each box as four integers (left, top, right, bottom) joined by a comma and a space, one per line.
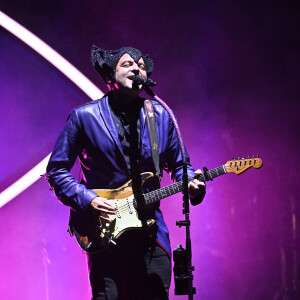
45, 46, 206, 300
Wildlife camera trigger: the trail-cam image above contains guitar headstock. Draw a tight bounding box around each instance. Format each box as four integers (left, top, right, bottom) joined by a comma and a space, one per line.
225, 155, 263, 175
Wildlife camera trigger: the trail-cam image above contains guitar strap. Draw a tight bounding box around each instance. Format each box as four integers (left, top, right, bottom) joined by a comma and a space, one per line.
144, 100, 162, 180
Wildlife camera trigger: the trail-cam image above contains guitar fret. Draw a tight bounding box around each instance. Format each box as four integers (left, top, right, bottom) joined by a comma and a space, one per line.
143, 164, 227, 204
155, 190, 160, 201
222, 165, 226, 173
172, 185, 176, 193
211, 170, 217, 177
209, 166, 225, 179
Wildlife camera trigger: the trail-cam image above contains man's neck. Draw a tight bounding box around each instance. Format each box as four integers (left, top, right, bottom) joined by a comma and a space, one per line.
109, 89, 141, 110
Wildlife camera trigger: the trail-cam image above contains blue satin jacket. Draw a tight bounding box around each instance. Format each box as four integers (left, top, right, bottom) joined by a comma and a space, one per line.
46, 94, 196, 256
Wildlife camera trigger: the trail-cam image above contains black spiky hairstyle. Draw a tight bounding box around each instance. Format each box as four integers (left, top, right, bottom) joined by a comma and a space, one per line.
91, 45, 154, 83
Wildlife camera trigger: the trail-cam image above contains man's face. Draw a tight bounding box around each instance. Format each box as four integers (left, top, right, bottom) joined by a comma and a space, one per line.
113, 53, 147, 91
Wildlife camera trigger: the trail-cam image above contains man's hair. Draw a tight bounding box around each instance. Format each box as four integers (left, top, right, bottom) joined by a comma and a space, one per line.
91, 46, 154, 83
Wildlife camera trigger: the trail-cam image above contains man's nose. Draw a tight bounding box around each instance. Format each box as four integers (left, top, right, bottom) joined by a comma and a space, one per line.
131, 62, 139, 74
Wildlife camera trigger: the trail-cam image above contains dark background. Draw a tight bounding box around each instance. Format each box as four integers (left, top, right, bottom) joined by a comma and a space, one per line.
0, 1, 299, 299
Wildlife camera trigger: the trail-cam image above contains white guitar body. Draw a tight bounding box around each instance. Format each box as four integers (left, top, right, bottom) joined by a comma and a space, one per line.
96, 195, 155, 243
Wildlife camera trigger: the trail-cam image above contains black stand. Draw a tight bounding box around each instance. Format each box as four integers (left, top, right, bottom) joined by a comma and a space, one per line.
144, 87, 196, 299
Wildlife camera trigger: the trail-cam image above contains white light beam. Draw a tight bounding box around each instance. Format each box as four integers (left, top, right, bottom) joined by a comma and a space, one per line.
0, 11, 104, 208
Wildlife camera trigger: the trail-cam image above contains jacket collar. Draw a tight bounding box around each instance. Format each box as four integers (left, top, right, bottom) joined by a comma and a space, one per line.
98, 94, 124, 156
97, 93, 149, 156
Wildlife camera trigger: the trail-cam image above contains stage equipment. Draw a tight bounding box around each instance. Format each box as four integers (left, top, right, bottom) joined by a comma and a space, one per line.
143, 81, 196, 299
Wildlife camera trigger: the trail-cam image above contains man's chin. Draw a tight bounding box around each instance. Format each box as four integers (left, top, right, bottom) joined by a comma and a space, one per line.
125, 82, 143, 91
116, 85, 142, 95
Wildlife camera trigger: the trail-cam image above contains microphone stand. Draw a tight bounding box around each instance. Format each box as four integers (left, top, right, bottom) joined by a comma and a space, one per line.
144, 86, 196, 299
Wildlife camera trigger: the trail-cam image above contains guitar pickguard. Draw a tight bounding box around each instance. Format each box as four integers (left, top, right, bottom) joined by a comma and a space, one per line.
74, 172, 157, 252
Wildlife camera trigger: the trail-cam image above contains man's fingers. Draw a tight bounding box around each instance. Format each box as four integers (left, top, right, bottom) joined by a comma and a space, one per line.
189, 182, 199, 190
194, 169, 203, 175
90, 197, 116, 213
94, 202, 115, 211
96, 204, 116, 214
189, 180, 206, 190
97, 208, 116, 214
100, 200, 116, 211
100, 214, 113, 223
194, 179, 205, 186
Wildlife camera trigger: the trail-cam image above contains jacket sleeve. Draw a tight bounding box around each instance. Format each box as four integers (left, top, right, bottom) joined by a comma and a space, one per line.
45, 108, 98, 212
164, 113, 205, 205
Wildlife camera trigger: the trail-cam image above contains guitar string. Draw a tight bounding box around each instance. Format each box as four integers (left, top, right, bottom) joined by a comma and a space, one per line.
113, 174, 199, 213
109, 177, 192, 213
103, 162, 257, 216
109, 166, 227, 213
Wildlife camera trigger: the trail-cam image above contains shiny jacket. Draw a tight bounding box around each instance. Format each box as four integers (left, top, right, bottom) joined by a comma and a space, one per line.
46, 94, 196, 256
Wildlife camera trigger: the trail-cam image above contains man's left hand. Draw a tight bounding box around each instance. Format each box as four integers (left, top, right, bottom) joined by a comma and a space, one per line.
188, 169, 206, 199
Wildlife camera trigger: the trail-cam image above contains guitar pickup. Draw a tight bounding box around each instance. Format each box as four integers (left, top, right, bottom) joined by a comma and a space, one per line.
115, 204, 121, 218
126, 199, 133, 214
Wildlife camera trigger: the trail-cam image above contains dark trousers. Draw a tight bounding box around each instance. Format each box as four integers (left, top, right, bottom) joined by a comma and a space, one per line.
87, 233, 171, 300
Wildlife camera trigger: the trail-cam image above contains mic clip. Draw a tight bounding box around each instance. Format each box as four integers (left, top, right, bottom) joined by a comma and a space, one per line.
132, 75, 157, 87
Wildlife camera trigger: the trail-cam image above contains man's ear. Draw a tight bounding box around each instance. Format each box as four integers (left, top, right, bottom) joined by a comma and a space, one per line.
106, 73, 117, 90
106, 77, 115, 90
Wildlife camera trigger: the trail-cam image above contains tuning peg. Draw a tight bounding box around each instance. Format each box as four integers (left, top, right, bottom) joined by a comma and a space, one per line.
238, 157, 240, 160
242, 156, 245, 159
232, 157, 236, 160
248, 156, 250, 158
257, 154, 260, 158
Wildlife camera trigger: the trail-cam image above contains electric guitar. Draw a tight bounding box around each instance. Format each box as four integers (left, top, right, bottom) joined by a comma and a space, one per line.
73, 156, 263, 252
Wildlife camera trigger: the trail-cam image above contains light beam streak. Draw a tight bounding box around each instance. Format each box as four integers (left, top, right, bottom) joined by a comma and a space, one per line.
0, 11, 104, 208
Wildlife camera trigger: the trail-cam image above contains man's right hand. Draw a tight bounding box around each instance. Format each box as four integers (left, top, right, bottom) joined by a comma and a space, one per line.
89, 197, 116, 223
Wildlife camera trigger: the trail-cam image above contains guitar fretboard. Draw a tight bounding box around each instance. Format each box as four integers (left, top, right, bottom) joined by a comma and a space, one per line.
143, 165, 226, 205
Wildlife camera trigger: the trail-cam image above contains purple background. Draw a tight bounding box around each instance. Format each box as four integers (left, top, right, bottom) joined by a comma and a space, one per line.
0, 1, 299, 299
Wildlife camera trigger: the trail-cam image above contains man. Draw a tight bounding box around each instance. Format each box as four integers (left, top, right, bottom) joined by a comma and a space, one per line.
46, 46, 206, 300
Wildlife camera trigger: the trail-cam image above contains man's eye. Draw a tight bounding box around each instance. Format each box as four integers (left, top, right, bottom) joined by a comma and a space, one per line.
139, 64, 145, 70
122, 63, 130, 67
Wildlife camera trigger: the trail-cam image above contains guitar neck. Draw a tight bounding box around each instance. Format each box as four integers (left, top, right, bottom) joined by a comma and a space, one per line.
143, 165, 226, 205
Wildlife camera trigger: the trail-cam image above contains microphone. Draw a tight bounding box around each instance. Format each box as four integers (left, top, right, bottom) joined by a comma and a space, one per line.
132, 75, 157, 87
